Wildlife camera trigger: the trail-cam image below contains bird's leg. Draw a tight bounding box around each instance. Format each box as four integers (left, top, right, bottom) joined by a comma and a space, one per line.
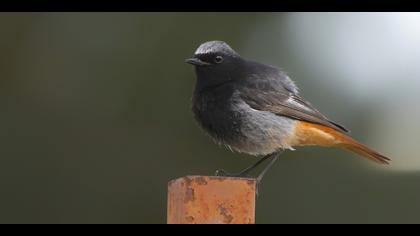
236, 154, 276, 177
256, 152, 280, 183
214, 153, 275, 177
255, 151, 282, 196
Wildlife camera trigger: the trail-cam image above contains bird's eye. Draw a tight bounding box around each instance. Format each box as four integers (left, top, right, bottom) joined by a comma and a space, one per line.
214, 56, 224, 64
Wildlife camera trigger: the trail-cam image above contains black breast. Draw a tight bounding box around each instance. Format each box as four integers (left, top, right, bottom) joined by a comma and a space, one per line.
192, 83, 243, 144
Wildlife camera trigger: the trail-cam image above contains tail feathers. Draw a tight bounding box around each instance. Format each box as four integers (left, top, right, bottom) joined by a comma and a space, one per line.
340, 140, 390, 164
292, 121, 391, 164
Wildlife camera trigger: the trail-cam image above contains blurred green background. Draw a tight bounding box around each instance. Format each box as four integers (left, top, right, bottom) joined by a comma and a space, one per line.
1, 12, 419, 223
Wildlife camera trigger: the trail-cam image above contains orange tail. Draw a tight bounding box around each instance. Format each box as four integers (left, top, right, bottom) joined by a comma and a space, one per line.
339, 138, 390, 164
291, 121, 391, 164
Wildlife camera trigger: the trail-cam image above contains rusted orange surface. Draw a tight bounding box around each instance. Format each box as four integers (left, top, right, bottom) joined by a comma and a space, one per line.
167, 176, 256, 224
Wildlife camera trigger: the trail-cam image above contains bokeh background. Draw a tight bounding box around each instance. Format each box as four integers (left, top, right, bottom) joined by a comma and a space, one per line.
1, 12, 419, 223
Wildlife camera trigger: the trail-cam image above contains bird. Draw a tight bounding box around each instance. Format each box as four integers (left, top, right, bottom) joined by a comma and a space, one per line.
185, 40, 390, 186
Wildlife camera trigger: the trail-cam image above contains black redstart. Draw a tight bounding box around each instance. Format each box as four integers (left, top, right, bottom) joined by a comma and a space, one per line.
186, 40, 390, 184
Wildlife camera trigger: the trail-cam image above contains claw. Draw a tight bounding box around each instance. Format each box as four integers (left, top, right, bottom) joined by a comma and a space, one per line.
215, 169, 229, 176
214, 169, 249, 178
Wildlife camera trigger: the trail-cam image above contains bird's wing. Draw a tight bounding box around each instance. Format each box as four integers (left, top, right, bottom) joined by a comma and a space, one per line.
237, 73, 349, 133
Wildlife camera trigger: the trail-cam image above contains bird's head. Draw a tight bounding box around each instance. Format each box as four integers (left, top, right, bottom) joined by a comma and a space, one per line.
186, 41, 243, 90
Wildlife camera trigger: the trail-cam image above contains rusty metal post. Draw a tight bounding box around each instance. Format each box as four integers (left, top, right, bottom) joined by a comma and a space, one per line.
167, 175, 256, 224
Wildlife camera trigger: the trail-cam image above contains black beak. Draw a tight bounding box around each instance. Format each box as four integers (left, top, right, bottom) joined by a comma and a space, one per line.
185, 57, 210, 66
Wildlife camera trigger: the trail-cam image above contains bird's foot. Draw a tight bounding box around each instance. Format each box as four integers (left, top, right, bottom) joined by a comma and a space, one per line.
214, 169, 250, 178
214, 169, 236, 177
215, 169, 260, 196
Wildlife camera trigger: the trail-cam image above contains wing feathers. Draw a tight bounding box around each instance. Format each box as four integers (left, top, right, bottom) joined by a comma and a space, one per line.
240, 90, 348, 133
237, 64, 348, 133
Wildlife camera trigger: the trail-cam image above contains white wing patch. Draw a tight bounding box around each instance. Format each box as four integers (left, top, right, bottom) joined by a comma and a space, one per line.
286, 97, 312, 112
